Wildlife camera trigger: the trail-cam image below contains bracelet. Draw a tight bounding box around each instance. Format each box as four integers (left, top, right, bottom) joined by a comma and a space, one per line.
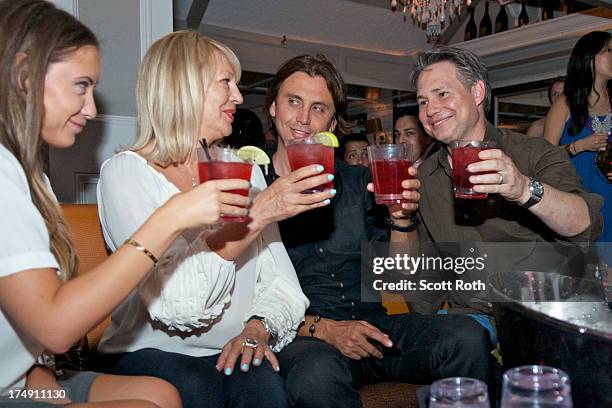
308, 315, 321, 337
386, 215, 417, 232
563, 143, 576, 158
124, 238, 158, 266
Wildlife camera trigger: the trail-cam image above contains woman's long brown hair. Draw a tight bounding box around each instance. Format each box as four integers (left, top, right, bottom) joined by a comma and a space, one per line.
0, 0, 99, 280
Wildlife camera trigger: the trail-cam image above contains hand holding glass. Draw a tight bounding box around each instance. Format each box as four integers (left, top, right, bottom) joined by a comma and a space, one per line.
196, 147, 253, 222
450, 140, 498, 199
286, 136, 334, 193
367, 144, 414, 206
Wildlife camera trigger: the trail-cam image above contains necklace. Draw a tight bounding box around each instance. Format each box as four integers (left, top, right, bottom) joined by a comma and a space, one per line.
589, 109, 612, 134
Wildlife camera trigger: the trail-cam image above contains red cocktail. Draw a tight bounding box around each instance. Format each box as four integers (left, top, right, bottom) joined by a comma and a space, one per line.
367, 144, 414, 205
450, 140, 497, 199
286, 138, 334, 193
196, 147, 253, 222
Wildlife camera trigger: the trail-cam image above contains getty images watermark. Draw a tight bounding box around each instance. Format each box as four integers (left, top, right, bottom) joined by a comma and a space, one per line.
371, 251, 487, 292
359, 241, 610, 305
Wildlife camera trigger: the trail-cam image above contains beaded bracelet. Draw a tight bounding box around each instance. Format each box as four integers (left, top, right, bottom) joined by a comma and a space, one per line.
124, 238, 158, 266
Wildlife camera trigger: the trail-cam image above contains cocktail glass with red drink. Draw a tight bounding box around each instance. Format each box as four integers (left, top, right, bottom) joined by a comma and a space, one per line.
286, 136, 334, 193
196, 146, 253, 222
367, 144, 414, 205
449, 140, 498, 199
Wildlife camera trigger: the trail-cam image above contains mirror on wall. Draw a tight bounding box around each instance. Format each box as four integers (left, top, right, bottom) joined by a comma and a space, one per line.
492, 78, 565, 137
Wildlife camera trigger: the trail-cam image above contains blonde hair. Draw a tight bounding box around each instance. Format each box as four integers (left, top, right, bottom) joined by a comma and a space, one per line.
0, 0, 99, 281
131, 31, 241, 166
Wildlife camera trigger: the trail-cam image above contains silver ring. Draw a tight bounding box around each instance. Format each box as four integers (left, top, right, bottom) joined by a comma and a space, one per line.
243, 337, 258, 348
497, 173, 504, 185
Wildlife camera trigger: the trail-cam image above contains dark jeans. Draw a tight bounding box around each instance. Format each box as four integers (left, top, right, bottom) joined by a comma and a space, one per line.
277, 312, 494, 408
95, 348, 288, 408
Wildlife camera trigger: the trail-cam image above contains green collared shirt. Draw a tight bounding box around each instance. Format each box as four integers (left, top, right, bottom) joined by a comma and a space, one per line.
410, 122, 603, 314
417, 121, 602, 243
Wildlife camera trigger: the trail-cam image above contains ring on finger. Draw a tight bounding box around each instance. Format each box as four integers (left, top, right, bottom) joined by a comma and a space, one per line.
243, 337, 258, 348
497, 173, 504, 185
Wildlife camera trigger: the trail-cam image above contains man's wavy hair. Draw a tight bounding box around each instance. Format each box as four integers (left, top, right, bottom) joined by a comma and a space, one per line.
264, 54, 352, 137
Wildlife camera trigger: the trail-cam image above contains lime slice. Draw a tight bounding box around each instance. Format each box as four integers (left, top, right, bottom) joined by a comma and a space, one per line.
237, 146, 270, 175
314, 131, 339, 148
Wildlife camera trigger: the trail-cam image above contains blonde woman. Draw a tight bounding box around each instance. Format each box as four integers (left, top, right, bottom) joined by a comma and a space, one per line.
96, 31, 333, 408
0, 1, 249, 406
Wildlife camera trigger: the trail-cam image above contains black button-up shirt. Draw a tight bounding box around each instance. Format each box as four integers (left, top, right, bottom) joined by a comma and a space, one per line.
263, 157, 389, 321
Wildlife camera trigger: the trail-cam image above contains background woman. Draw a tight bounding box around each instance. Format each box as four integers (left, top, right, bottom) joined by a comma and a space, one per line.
544, 30, 611, 243
0, 1, 249, 406
96, 31, 333, 408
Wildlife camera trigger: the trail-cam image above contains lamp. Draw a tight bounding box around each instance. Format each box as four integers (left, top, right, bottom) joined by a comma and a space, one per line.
390, 0, 472, 43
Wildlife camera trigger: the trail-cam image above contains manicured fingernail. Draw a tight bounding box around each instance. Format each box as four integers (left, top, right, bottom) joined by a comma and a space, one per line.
224, 367, 232, 375
327, 174, 335, 181
330, 189, 337, 196
241, 364, 249, 372
253, 358, 261, 366
274, 366, 280, 372
323, 199, 331, 205
316, 165, 324, 172
215, 365, 222, 371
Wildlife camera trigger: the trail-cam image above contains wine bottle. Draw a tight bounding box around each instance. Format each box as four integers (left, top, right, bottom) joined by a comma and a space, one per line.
479, 1, 492, 37
518, 0, 529, 27
541, 0, 554, 21
495, 4, 509, 33
464, 6, 477, 41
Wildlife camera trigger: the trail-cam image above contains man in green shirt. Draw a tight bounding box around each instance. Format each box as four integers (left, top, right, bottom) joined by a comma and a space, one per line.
407, 46, 603, 317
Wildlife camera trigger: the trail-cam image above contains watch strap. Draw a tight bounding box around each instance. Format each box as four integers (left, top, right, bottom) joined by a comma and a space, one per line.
386, 215, 417, 232
520, 179, 543, 209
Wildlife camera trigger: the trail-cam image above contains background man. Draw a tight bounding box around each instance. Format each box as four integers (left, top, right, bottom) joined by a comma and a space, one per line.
393, 107, 438, 167
338, 133, 369, 167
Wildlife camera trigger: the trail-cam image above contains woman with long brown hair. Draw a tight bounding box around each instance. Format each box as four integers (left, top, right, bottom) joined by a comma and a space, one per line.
0, 1, 249, 405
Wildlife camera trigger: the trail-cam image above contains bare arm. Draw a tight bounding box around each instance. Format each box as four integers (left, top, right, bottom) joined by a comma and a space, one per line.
0, 180, 249, 353
543, 96, 569, 146
526, 118, 545, 138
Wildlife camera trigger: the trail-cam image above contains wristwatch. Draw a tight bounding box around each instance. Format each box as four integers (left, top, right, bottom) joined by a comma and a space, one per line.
247, 315, 278, 347
520, 178, 544, 209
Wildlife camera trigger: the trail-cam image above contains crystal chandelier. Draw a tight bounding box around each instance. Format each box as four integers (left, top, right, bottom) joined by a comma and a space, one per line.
390, 0, 472, 43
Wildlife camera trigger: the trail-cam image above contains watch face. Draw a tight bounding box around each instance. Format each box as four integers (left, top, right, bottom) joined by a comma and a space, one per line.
532, 180, 544, 197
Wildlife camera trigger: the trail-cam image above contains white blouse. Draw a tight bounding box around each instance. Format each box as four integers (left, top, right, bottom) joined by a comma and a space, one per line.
96, 151, 308, 355
0, 144, 54, 393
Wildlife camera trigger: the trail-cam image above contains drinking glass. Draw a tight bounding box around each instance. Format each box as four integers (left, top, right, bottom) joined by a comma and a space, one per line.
196, 146, 252, 222
429, 377, 490, 407
286, 136, 334, 193
449, 140, 498, 199
367, 144, 414, 205
501, 365, 572, 407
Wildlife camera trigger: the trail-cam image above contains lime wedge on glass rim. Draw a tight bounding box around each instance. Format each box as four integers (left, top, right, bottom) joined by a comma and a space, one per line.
314, 131, 339, 148
236, 146, 271, 175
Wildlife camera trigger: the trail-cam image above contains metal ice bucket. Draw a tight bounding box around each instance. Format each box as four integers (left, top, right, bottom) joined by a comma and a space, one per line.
489, 271, 611, 407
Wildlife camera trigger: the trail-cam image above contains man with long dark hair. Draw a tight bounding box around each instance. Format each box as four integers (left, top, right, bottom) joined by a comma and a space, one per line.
262, 54, 495, 408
